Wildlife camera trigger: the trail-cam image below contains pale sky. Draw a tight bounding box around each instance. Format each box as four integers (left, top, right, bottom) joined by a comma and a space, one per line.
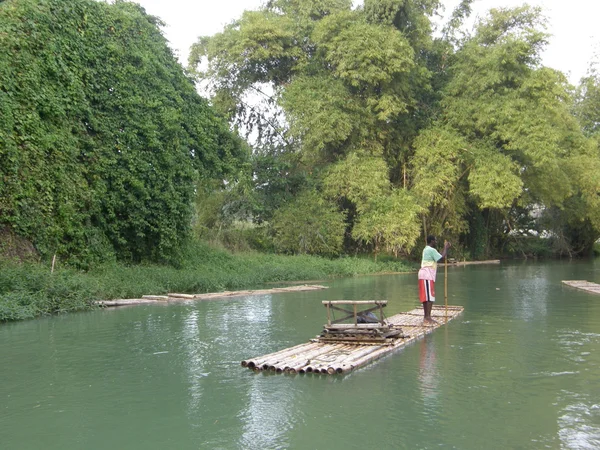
134, 0, 599, 84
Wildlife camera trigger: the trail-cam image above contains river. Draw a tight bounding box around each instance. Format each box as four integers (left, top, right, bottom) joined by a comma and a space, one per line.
1, 260, 600, 449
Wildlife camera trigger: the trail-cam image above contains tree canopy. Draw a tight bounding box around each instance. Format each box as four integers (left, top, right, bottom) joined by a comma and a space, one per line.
0, 0, 246, 265
191, 0, 600, 258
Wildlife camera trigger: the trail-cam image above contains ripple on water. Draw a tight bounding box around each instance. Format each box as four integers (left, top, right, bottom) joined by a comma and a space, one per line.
558, 392, 600, 450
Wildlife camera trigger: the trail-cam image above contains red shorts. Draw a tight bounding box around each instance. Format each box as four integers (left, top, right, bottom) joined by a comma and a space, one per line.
418, 279, 435, 303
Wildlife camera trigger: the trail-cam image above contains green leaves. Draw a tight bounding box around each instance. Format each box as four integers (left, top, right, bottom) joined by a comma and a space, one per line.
352, 188, 423, 257
412, 128, 466, 206
411, 5, 600, 254
323, 152, 423, 256
323, 152, 391, 207
467, 147, 523, 209
193, 0, 424, 162
191, 1, 600, 258
575, 67, 600, 138
314, 12, 414, 88
281, 76, 356, 157
272, 189, 346, 256
0, 0, 246, 265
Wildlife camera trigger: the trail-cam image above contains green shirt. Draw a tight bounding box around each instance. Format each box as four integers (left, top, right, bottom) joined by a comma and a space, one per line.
419, 245, 443, 280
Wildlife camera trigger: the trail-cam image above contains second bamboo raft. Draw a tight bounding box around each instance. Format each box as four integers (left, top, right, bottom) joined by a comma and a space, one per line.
562, 280, 600, 295
242, 304, 464, 376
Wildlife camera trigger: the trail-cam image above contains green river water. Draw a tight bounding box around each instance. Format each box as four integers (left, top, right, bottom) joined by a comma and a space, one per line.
2, 260, 600, 449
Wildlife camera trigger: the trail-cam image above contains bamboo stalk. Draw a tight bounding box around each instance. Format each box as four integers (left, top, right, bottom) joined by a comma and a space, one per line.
444, 240, 448, 324
346, 346, 395, 372
305, 345, 354, 373
242, 342, 316, 368
283, 345, 341, 373
260, 343, 321, 370
338, 345, 394, 373
322, 300, 388, 305
334, 344, 387, 372
168, 293, 195, 299
288, 353, 332, 373
323, 346, 359, 374
347, 343, 385, 360
281, 344, 338, 373
244, 349, 289, 368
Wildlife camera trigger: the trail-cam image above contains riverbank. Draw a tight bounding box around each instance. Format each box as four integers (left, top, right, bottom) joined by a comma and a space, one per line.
0, 241, 415, 322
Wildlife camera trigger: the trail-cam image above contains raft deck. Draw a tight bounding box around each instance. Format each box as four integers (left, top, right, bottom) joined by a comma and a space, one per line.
562, 280, 600, 295
242, 304, 464, 375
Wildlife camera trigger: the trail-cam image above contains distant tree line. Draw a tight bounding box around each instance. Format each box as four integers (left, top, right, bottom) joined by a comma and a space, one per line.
190, 0, 600, 259
1, 0, 598, 267
0, 0, 247, 266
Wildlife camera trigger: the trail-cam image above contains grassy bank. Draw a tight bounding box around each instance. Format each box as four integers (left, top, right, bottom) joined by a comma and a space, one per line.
0, 241, 415, 322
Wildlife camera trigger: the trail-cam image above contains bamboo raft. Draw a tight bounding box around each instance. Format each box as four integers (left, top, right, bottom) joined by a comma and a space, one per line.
448, 259, 500, 266
96, 284, 327, 307
562, 280, 600, 295
242, 302, 464, 376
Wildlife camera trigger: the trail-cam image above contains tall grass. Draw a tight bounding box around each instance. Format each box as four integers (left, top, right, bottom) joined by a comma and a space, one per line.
0, 241, 415, 322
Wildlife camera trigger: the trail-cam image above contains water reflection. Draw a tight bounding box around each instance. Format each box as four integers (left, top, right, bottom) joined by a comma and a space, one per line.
504, 265, 550, 321
238, 376, 294, 449
181, 309, 207, 415
418, 336, 439, 410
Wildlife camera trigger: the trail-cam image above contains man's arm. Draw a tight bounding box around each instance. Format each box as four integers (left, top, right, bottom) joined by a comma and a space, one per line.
439, 241, 451, 260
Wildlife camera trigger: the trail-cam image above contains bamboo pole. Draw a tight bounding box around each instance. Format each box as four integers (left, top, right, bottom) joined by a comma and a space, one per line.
346, 345, 399, 371
286, 360, 311, 374
302, 344, 354, 373
283, 345, 341, 373
338, 345, 392, 373
321, 300, 388, 305
260, 343, 322, 370
263, 350, 318, 371
335, 344, 387, 372
324, 346, 356, 374
324, 345, 379, 374
242, 342, 316, 368
305, 345, 354, 373
243, 346, 296, 368
444, 240, 448, 324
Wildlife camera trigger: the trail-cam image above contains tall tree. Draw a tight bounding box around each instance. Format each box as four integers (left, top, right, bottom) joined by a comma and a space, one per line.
192, 1, 599, 258
0, 0, 246, 265
412, 6, 600, 256
575, 63, 600, 139
191, 0, 440, 256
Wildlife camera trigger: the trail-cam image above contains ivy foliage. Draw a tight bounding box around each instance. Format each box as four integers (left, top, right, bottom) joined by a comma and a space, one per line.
0, 0, 246, 265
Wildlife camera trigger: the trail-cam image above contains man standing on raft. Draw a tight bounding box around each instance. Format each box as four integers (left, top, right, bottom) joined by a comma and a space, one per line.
418, 236, 450, 324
